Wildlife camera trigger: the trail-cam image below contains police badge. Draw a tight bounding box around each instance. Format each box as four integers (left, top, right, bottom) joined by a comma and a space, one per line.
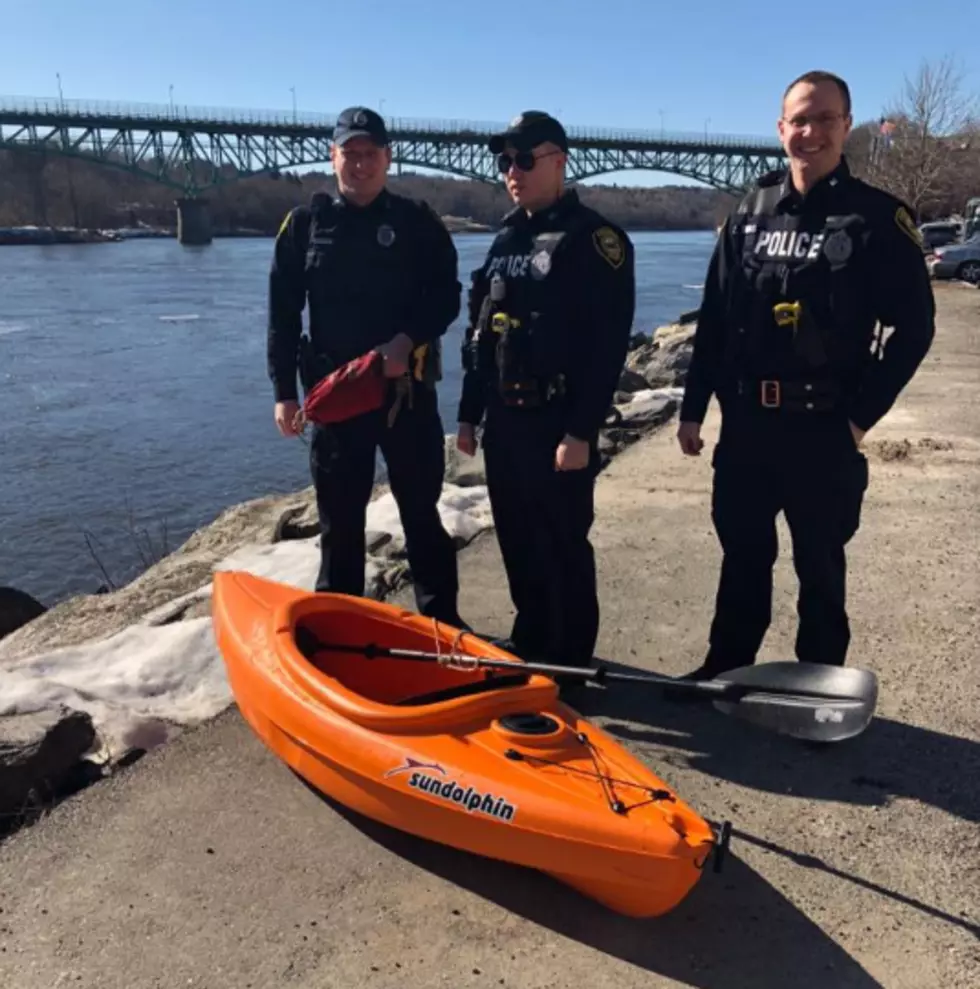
530, 249, 552, 279
377, 224, 396, 247
823, 228, 852, 265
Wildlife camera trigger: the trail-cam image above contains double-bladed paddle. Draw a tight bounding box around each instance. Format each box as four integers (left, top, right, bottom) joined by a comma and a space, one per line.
294, 629, 877, 744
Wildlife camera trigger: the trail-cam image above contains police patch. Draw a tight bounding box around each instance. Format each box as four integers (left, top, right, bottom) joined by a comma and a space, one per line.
377, 223, 396, 247
823, 229, 852, 264
530, 249, 552, 279
593, 226, 624, 269
895, 206, 923, 247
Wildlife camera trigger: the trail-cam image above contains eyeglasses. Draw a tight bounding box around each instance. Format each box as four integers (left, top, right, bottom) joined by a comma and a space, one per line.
496, 149, 563, 173
782, 112, 847, 130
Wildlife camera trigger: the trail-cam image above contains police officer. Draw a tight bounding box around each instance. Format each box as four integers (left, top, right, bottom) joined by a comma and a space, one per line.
456, 111, 635, 675
268, 105, 464, 627
677, 70, 935, 680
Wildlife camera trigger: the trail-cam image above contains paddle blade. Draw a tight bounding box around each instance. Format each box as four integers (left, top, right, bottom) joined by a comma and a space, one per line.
710, 662, 878, 742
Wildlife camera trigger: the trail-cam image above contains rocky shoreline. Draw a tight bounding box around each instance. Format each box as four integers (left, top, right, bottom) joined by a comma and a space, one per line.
0, 316, 696, 838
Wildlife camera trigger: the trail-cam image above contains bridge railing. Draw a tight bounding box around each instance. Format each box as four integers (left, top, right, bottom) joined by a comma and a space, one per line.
0, 95, 783, 150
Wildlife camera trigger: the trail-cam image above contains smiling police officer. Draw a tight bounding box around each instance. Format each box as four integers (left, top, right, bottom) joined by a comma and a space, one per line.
267, 105, 464, 627
456, 110, 635, 679
677, 70, 935, 680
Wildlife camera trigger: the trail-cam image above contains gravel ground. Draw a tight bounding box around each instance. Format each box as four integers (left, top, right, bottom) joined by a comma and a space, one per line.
0, 282, 976, 989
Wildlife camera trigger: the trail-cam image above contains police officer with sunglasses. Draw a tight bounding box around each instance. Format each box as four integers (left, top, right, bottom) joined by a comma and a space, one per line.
677, 70, 935, 681
456, 111, 635, 682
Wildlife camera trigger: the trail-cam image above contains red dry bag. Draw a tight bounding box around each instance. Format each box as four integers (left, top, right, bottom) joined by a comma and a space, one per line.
302, 349, 388, 425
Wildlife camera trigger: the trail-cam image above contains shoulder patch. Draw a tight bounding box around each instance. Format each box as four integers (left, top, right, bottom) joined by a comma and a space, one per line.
593, 226, 625, 269
894, 206, 923, 247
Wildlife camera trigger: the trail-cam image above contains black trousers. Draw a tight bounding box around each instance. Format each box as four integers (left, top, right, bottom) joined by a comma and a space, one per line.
703, 408, 869, 673
481, 401, 600, 668
308, 381, 460, 624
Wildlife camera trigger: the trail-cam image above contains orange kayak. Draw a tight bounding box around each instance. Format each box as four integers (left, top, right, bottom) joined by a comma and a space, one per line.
211, 570, 719, 918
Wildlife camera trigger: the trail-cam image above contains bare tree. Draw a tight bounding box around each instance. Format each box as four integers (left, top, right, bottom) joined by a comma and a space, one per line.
870, 56, 980, 218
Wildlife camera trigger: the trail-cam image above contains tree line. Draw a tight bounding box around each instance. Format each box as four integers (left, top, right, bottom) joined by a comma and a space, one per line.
842, 56, 980, 221
0, 149, 734, 234
1, 57, 976, 235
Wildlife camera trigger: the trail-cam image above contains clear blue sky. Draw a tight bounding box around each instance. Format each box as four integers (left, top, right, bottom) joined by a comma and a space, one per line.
2, 0, 976, 186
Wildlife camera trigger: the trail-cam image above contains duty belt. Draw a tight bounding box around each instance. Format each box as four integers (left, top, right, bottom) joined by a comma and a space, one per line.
499, 373, 566, 409
738, 377, 841, 413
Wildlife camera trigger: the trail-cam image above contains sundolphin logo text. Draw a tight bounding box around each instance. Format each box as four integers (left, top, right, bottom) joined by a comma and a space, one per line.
754, 229, 825, 260
407, 770, 518, 822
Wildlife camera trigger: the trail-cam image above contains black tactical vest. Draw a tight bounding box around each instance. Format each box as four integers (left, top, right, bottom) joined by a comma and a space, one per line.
727, 174, 874, 381
302, 192, 441, 385
465, 205, 591, 406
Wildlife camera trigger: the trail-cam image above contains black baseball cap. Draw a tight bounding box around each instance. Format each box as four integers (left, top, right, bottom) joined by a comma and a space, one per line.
488, 111, 569, 153
333, 106, 389, 147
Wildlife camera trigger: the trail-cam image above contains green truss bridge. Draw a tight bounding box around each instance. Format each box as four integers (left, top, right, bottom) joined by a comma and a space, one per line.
0, 95, 786, 243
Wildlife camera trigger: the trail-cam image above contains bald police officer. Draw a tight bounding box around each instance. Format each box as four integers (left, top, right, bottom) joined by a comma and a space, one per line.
677, 70, 935, 680
456, 111, 635, 677
268, 106, 464, 627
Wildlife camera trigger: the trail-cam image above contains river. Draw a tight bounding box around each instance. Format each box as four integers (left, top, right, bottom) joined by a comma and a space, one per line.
0, 230, 716, 606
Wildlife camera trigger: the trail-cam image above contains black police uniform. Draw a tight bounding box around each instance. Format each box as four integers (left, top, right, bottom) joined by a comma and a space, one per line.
267, 107, 463, 625
459, 187, 635, 669
681, 156, 935, 675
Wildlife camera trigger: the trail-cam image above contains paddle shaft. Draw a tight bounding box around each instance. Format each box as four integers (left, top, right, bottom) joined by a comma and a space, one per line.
306, 639, 862, 704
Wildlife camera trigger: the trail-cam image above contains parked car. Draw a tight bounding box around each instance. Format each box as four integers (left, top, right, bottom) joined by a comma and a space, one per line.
919, 221, 962, 251
927, 235, 980, 283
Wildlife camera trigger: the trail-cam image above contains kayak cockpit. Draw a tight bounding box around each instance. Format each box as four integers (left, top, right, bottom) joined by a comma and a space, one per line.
293, 620, 531, 706
272, 597, 558, 731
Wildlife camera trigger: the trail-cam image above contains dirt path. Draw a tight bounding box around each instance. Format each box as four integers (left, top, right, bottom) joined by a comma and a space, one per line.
0, 283, 976, 989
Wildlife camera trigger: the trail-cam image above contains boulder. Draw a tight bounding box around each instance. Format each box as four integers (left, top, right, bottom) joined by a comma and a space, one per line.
625, 339, 659, 373
0, 707, 99, 832
653, 319, 698, 352
630, 320, 697, 389
617, 393, 679, 430
273, 500, 321, 541
617, 367, 649, 394
594, 389, 681, 467
0, 586, 47, 641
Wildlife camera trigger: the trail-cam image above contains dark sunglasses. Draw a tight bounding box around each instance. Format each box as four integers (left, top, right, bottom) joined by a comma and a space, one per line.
496, 149, 562, 173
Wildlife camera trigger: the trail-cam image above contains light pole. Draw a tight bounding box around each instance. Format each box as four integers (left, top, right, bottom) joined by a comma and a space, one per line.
169, 84, 174, 114
290, 86, 296, 121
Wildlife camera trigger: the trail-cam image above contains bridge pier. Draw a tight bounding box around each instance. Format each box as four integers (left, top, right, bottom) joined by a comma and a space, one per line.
174, 197, 212, 246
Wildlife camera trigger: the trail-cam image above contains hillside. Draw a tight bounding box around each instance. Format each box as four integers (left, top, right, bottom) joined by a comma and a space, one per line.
0, 150, 735, 234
